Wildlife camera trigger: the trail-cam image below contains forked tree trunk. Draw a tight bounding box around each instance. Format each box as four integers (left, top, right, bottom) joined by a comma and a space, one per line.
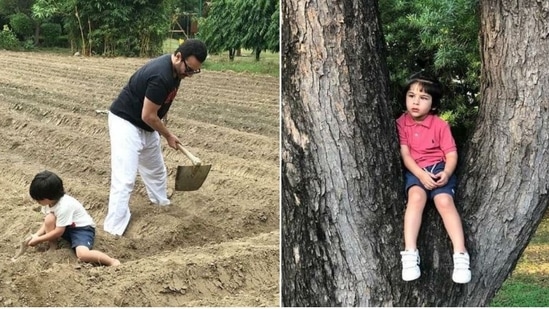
281, 0, 549, 306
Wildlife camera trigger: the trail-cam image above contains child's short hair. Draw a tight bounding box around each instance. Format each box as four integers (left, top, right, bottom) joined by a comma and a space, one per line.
403, 72, 443, 111
29, 170, 65, 201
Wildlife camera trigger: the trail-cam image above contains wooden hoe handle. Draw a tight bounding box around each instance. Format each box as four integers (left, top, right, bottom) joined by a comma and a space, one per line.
177, 144, 202, 166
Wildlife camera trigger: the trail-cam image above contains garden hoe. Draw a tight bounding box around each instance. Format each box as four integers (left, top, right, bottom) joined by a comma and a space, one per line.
175, 143, 211, 191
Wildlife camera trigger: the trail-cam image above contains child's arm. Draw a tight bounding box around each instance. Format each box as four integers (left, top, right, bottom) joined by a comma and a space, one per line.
434, 150, 458, 186
28, 226, 65, 247
400, 145, 438, 190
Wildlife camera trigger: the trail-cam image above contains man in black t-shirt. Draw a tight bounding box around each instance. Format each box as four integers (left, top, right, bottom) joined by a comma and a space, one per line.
104, 39, 207, 236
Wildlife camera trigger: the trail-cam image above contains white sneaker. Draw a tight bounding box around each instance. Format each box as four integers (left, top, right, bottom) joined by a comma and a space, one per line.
452, 252, 471, 284
401, 250, 421, 281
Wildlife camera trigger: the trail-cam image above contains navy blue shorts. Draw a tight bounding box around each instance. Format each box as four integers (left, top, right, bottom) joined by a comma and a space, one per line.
404, 162, 457, 200
61, 226, 95, 250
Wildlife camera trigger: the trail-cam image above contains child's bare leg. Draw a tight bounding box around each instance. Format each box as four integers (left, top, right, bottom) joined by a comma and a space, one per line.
75, 246, 120, 266
404, 186, 428, 250
433, 193, 466, 253
44, 213, 58, 250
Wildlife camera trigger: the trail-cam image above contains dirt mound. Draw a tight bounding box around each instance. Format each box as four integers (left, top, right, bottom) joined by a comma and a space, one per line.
0, 51, 279, 306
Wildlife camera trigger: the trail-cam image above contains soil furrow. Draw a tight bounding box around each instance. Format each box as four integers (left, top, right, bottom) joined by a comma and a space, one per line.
0, 51, 279, 306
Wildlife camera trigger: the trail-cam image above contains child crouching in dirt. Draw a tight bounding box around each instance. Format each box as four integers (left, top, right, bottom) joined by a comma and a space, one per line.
26, 170, 120, 267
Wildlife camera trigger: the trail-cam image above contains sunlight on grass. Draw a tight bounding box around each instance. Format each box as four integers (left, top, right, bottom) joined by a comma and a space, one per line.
491, 279, 549, 307
163, 39, 279, 77
491, 215, 549, 306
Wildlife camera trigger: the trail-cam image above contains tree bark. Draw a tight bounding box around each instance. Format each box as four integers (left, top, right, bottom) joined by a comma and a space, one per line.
33, 22, 40, 46
255, 46, 261, 61
454, 0, 549, 305
282, 0, 549, 306
74, 6, 86, 56
281, 0, 404, 306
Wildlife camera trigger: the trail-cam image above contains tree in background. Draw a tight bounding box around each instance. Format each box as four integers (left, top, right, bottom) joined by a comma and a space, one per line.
265, 0, 279, 52
198, 0, 242, 60
282, 0, 549, 306
0, 0, 40, 45
199, 0, 279, 61
237, 0, 278, 60
0, 23, 19, 49
1, 0, 211, 54
31, 0, 171, 56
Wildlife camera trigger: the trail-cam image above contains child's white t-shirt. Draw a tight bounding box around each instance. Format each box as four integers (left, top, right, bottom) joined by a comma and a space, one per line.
43, 195, 96, 228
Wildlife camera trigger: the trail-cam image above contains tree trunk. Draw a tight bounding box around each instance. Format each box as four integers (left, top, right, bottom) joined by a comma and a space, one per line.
453, 0, 549, 305
281, 0, 549, 306
255, 47, 261, 61
281, 0, 404, 306
33, 22, 40, 46
74, 6, 87, 56
88, 18, 92, 56
229, 48, 236, 61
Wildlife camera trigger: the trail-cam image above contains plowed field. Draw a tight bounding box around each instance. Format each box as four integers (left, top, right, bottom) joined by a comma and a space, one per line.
0, 51, 280, 306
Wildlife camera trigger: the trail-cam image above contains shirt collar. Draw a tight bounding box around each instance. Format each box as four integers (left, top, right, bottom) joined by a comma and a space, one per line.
404, 113, 434, 128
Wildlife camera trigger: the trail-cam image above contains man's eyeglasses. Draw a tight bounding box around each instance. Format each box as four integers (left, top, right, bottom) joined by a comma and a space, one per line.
184, 59, 201, 75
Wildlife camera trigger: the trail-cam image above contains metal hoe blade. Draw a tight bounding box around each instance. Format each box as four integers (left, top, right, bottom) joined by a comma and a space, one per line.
174, 144, 211, 191
175, 164, 211, 191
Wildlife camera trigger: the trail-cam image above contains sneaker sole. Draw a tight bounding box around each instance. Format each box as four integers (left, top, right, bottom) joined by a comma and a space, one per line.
403, 272, 421, 281
452, 276, 471, 284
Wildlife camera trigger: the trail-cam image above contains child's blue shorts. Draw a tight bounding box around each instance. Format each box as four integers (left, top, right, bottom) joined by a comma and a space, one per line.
404, 161, 457, 200
61, 225, 95, 250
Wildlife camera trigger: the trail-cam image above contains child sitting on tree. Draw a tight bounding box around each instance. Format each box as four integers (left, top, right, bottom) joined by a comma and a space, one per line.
396, 73, 471, 284
26, 170, 120, 267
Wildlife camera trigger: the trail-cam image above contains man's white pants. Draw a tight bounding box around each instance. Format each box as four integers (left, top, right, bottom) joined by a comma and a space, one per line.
104, 112, 170, 236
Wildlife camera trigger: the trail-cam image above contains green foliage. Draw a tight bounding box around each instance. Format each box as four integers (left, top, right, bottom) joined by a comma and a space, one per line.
202, 49, 279, 76
439, 104, 478, 149
237, 0, 278, 59
380, 0, 481, 134
32, 0, 171, 56
40, 22, 61, 47
9, 12, 33, 39
22, 37, 34, 49
265, 0, 279, 51
0, 0, 34, 16
198, 0, 241, 55
31, 0, 62, 20
164, 38, 279, 76
171, 0, 202, 16
0, 24, 19, 49
198, 0, 279, 60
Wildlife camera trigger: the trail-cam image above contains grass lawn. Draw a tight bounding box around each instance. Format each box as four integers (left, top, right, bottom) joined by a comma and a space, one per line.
32, 39, 279, 78
491, 214, 549, 306
163, 38, 279, 77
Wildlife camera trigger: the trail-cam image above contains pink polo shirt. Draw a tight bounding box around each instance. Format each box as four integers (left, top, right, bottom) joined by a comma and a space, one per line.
396, 113, 457, 169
